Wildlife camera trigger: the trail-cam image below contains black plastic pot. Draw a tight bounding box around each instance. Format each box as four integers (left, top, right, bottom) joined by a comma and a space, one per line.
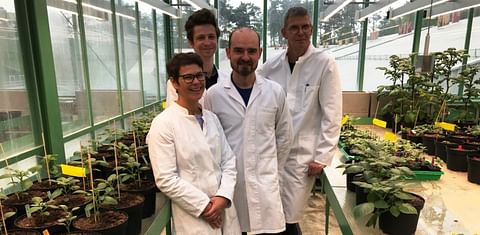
407, 134, 423, 144
1, 229, 41, 235
422, 135, 444, 156
446, 147, 477, 172
379, 194, 425, 235
346, 173, 356, 192
120, 180, 156, 218
435, 141, 457, 162
103, 193, 144, 235
355, 185, 368, 205
467, 156, 480, 184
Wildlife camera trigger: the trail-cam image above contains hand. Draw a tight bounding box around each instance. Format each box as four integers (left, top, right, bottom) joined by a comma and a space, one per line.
201, 196, 229, 228
307, 162, 326, 177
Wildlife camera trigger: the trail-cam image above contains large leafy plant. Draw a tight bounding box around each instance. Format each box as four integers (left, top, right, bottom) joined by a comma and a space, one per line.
0, 166, 42, 199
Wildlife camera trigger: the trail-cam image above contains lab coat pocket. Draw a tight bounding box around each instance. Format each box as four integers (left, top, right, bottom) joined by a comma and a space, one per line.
257, 154, 278, 186
256, 107, 276, 134
302, 85, 319, 110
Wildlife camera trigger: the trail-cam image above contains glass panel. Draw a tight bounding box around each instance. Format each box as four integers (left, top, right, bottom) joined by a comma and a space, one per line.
0, 0, 36, 158
83, 0, 120, 123
0, 156, 40, 194
156, 12, 167, 100
218, 0, 264, 73
47, 0, 90, 135
116, 0, 142, 112
363, 8, 415, 91
64, 134, 91, 162
471, 8, 480, 64
318, 3, 361, 91
139, 3, 158, 104
420, 8, 469, 53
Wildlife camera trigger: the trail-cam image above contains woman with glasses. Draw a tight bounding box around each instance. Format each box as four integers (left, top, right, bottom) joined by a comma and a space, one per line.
147, 53, 241, 234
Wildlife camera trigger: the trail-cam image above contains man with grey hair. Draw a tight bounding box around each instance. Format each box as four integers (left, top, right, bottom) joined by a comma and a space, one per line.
258, 6, 342, 235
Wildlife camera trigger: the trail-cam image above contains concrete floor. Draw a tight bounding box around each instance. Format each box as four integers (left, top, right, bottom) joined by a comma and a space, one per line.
141, 192, 341, 235
300, 193, 341, 235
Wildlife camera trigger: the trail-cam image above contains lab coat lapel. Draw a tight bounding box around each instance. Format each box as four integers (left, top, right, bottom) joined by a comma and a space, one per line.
247, 76, 263, 107
224, 78, 247, 109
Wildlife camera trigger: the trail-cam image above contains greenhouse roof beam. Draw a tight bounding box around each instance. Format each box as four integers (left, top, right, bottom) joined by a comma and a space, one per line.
388, 0, 449, 20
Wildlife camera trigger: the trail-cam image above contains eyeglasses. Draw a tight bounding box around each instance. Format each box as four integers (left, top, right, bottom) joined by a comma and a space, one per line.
178, 72, 207, 83
287, 24, 312, 34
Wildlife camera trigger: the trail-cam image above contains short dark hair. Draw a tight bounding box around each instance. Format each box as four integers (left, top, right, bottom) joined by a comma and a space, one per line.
228, 27, 261, 48
166, 53, 203, 82
283, 6, 310, 27
184, 8, 220, 42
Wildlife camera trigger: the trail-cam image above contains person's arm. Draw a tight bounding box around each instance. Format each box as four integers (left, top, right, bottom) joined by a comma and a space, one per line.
201, 113, 236, 227
166, 79, 177, 108
314, 57, 342, 166
148, 117, 210, 218
275, 87, 293, 172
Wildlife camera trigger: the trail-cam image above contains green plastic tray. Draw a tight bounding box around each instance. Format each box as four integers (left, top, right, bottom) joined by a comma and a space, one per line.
411, 170, 444, 181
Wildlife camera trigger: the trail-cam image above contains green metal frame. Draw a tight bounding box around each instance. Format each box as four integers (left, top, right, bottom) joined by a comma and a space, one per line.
411, 10, 424, 55
111, 0, 126, 129
18, 0, 66, 162
76, 0, 96, 142
153, 11, 162, 99
357, 19, 368, 91
320, 173, 354, 235
312, 0, 319, 47
458, 8, 475, 95
136, 2, 146, 106
263, 0, 268, 63
144, 200, 172, 235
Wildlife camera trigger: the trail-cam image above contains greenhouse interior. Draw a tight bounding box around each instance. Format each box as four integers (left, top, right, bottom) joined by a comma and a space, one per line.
1, 0, 480, 234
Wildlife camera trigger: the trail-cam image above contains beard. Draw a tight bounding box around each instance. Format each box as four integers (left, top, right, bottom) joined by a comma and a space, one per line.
232, 59, 257, 76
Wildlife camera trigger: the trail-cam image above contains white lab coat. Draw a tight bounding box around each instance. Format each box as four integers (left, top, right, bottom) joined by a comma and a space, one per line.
166, 69, 228, 107
147, 102, 241, 235
204, 74, 293, 234
257, 44, 342, 223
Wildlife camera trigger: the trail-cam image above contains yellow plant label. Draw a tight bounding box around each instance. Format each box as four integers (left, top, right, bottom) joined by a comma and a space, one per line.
161, 101, 167, 109
435, 122, 455, 131
61, 164, 86, 177
384, 131, 397, 142
440, 122, 455, 131
341, 115, 349, 126
372, 118, 387, 128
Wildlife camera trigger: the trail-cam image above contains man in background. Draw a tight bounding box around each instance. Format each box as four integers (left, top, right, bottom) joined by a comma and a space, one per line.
258, 6, 342, 235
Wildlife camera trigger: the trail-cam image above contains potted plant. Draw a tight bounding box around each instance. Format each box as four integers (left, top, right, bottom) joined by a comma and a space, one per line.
14, 193, 66, 233
353, 176, 425, 235
451, 65, 480, 126
0, 166, 46, 215
117, 156, 154, 218
72, 179, 128, 235
0, 192, 17, 232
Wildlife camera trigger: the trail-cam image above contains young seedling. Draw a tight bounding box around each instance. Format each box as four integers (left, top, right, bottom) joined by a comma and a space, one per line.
57, 205, 80, 233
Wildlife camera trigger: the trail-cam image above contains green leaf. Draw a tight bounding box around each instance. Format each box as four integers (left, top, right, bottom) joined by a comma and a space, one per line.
398, 203, 418, 215
344, 165, 364, 174
394, 192, 415, 200
365, 214, 378, 228
97, 182, 107, 190
374, 200, 389, 209
21, 180, 33, 191
353, 202, 375, 218
102, 196, 118, 205
389, 206, 400, 217
3, 211, 16, 219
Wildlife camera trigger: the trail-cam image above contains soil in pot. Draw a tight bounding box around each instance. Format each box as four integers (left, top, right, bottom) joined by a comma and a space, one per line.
446, 145, 477, 172
14, 209, 67, 234
379, 194, 425, 235
1, 229, 41, 235
3, 191, 47, 216
467, 156, 480, 184
120, 180, 156, 218
407, 134, 422, 144
29, 180, 60, 192
0, 205, 17, 229
52, 194, 91, 216
72, 210, 128, 235
101, 193, 144, 235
